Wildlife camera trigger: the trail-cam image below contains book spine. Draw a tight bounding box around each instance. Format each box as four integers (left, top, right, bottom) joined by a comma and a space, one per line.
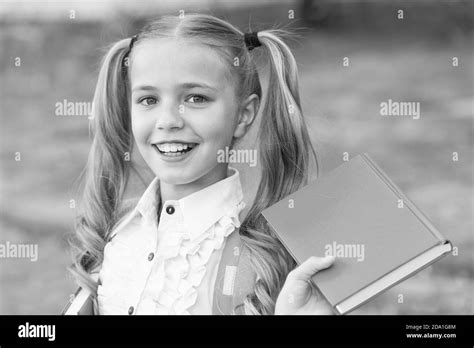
336, 242, 452, 315
360, 153, 448, 244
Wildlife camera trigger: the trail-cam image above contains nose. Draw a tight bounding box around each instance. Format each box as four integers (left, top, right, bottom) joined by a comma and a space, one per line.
154, 101, 184, 130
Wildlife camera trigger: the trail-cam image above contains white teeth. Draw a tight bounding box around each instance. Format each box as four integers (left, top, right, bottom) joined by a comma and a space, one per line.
155, 142, 195, 153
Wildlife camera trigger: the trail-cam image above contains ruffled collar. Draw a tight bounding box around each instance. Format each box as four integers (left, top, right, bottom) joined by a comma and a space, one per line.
111, 167, 244, 241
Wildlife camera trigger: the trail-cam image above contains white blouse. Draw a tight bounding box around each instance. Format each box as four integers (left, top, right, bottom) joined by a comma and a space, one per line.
97, 167, 246, 315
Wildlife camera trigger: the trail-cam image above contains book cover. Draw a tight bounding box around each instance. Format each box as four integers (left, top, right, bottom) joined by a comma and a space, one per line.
261, 153, 452, 314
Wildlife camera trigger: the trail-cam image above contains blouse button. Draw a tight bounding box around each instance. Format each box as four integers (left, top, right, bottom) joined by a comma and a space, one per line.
166, 205, 175, 215
148, 252, 154, 261
128, 306, 134, 315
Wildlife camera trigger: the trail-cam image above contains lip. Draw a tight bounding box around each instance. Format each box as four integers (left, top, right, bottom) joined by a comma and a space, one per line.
152, 143, 198, 163
153, 140, 199, 145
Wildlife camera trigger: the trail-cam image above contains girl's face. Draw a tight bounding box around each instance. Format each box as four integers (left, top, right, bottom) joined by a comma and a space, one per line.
130, 38, 254, 186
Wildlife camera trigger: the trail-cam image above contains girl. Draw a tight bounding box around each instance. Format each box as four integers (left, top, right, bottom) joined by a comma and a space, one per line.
69, 13, 336, 315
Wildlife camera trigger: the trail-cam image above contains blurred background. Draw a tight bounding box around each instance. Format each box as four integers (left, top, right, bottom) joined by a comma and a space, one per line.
0, 0, 472, 314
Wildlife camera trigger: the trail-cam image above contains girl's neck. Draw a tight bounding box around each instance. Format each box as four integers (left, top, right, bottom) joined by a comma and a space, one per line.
159, 163, 229, 202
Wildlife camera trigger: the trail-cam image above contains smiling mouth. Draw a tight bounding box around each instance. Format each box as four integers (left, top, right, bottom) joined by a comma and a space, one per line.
152, 142, 198, 157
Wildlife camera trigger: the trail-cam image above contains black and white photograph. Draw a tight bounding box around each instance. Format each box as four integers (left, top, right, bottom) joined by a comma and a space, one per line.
0, 0, 473, 346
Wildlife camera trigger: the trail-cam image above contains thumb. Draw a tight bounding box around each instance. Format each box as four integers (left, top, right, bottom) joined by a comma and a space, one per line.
290, 255, 336, 282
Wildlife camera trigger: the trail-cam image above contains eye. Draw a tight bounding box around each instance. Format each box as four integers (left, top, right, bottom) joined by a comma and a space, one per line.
138, 97, 157, 106
186, 95, 209, 104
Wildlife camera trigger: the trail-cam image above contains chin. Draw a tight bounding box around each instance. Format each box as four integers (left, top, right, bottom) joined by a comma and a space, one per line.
154, 168, 200, 185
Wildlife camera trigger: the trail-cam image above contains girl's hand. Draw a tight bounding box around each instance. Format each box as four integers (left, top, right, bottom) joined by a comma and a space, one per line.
275, 255, 336, 315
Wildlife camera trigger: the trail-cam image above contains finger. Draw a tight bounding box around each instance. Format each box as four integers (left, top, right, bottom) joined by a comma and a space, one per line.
290, 255, 336, 282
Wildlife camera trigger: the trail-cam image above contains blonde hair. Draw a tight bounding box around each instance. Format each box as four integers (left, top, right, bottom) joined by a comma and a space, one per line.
68, 13, 319, 315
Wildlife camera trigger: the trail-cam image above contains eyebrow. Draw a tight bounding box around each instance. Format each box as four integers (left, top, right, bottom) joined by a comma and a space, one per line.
132, 82, 218, 93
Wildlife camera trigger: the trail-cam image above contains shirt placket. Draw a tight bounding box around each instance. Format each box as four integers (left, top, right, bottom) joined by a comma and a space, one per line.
134, 200, 184, 314
126, 205, 159, 315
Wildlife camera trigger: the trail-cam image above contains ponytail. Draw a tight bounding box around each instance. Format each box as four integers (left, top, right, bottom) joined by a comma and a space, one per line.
68, 38, 136, 293
257, 29, 317, 203
240, 30, 319, 314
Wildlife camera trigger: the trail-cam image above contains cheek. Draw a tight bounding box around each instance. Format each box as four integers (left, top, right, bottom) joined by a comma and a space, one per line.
131, 113, 151, 144
200, 102, 238, 145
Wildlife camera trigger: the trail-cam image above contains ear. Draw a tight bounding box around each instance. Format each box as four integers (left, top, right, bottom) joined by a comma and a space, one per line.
233, 93, 260, 139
